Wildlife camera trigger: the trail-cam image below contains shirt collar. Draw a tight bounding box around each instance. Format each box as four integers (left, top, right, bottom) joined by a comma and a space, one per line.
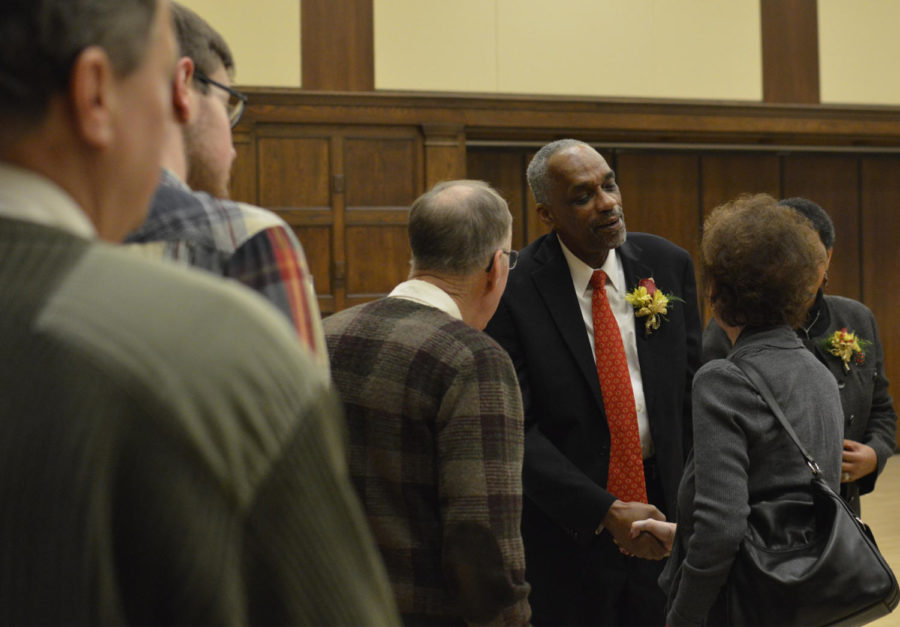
557, 234, 623, 295
388, 279, 462, 320
160, 167, 191, 191
0, 162, 96, 238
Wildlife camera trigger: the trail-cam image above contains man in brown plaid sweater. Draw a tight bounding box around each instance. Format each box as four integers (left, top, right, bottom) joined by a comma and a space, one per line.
324, 180, 531, 625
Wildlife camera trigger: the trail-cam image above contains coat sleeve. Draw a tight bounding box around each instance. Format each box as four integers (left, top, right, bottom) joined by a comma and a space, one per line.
486, 297, 615, 545
667, 364, 753, 627
857, 311, 897, 494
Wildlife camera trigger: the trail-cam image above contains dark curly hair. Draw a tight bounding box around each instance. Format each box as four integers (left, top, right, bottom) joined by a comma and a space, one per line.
700, 193, 826, 329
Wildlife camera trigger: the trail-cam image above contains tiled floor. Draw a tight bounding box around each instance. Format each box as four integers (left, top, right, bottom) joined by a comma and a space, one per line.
863, 457, 900, 626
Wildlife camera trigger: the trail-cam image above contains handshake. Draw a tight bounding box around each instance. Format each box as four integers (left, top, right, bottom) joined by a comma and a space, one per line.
604, 500, 677, 560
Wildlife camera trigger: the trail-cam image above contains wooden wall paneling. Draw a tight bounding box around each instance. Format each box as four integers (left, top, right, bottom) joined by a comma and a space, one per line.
301, 0, 374, 91
760, 0, 820, 104
466, 148, 528, 249
344, 221, 411, 307
860, 156, 900, 434
230, 130, 257, 204
698, 152, 781, 324
700, 153, 780, 216
255, 129, 336, 312
615, 151, 704, 320
423, 125, 467, 188
257, 133, 332, 208
614, 151, 702, 261
241, 90, 900, 149
330, 134, 346, 313
342, 128, 423, 302
344, 134, 420, 207
782, 154, 861, 300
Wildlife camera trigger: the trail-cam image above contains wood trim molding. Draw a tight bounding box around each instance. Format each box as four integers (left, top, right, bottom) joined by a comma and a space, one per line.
301, 0, 374, 91
238, 89, 900, 148
761, 0, 820, 104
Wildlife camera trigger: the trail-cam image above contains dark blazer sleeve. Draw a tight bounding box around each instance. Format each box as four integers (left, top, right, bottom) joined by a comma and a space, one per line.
487, 295, 615, 544
851, 305, 897, 494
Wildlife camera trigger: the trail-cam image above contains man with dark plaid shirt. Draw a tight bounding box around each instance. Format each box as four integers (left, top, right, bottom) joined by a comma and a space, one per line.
125, 3, 327, 369
324, 180, 531, 625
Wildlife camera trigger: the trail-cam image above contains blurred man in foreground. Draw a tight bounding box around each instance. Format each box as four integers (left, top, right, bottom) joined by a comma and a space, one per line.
0, 0, 395, 622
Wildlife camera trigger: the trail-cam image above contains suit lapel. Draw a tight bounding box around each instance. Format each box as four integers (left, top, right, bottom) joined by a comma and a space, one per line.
531, 236, 606, 411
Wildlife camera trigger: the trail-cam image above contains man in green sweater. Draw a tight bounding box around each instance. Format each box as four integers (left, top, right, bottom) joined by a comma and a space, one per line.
0, 1, 397, 623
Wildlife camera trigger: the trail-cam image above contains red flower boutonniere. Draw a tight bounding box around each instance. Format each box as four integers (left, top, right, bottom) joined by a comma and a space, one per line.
625, 278, 683, 335
823, 328, 870, 372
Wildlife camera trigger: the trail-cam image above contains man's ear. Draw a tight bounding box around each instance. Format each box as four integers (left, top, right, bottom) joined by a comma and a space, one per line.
536, 203, 555, 229
172, 57, 194, 124
69, 46, 116, 149
825, 247, 834, 271
484, 249, 506, 294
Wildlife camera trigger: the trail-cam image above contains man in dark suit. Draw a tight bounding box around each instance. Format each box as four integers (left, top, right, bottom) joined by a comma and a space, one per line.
485, 139, 702, 626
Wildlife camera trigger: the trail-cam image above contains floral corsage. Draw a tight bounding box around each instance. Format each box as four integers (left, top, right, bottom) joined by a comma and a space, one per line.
625, 278, 683, 335
823, 328, 870, 372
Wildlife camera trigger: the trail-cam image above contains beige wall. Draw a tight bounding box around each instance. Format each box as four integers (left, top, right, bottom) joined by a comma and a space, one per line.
177, 0, 301, 87
176, 0, 900, 106
375, 0, 762, 100
819, 0, 900, 105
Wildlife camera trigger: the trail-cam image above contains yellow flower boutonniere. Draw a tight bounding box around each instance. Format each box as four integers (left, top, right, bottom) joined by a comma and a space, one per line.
625, 278, 683, 335
823, 328, 871, 372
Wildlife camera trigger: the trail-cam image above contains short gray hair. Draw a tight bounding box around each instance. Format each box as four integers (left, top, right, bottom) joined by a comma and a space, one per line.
409, 180, 512, 275
0, 0, 158, 130
527, 138, 589, 204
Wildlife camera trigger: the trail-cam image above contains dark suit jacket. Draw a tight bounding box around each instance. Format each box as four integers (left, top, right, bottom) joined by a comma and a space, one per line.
485, 232, 701, 579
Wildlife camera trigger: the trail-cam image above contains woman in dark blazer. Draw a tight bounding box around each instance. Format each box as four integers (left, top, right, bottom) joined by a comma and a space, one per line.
649, 195, 844, 626
703, 197, 897, 515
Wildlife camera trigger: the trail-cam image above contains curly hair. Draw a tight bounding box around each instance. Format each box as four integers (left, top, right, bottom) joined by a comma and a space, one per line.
700, 194, 826, 329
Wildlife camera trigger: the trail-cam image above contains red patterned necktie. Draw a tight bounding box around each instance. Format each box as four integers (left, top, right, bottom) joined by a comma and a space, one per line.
590, 269, 647, 504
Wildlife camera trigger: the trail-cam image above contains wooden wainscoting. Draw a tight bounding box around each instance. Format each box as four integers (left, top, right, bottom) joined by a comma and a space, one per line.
228, 91, 900, 443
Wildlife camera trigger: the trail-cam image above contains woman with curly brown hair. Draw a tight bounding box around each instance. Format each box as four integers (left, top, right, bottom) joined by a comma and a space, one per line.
634, 194, 844, 626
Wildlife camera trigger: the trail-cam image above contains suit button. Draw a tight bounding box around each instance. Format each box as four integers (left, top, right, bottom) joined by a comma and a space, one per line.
838, 382, 846, 389
849, 414, 855, 424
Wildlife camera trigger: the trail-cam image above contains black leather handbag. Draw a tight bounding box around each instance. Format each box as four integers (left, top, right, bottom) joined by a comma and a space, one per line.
724, 361, 900, 626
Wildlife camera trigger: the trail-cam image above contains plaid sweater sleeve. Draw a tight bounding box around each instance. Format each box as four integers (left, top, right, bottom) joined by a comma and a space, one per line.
436, 341, 531, 626
224, 226, 329, 372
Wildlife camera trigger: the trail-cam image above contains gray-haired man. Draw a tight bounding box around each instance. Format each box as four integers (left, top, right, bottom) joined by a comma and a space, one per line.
325, 180, 532, 625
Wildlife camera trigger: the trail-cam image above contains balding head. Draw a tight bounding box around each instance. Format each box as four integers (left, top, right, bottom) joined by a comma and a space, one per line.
408, 180, 512, 276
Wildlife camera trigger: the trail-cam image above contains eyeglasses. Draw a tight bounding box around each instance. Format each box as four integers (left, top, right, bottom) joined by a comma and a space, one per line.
194, 72, 248, 128
485, 249, 519, 272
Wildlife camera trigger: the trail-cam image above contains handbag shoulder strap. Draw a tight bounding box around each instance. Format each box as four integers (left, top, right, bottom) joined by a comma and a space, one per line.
732, 358, 822, 478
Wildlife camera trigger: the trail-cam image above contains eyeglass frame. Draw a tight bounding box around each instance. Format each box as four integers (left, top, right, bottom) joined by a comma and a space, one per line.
193, 71, 248, 128
485, 249, 518, 272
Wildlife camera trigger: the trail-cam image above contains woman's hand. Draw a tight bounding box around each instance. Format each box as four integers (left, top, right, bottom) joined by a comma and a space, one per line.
628, 519, 676, 555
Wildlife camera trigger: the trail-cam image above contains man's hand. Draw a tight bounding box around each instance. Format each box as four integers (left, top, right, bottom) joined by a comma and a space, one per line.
603, 500, 668, 560
842, 439, 877, 482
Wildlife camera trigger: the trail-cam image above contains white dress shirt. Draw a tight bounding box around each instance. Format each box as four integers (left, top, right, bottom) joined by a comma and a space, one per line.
558, 235, 654, 460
